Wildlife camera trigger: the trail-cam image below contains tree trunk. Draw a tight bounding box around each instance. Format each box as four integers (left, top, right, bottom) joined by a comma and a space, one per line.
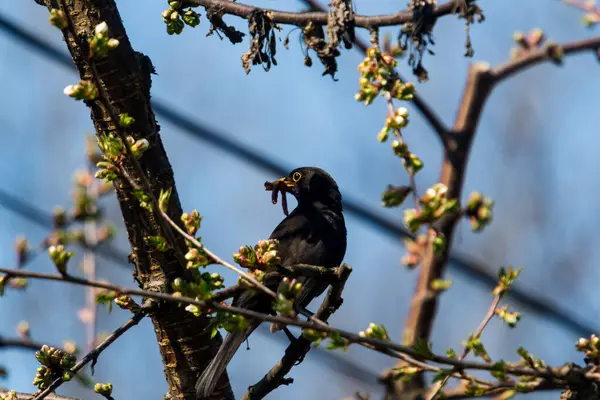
36, 1, 234, 398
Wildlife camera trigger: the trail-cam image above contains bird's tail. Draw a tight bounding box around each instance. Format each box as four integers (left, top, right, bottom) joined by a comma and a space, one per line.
195, 321, 259, 398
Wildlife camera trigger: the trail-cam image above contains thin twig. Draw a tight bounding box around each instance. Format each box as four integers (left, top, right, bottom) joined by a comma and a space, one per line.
158, 207, 277, 298
33, 310, 147, 400
492, 36, 600, 80
0, 336, 48, 351
385, 91, 420, 208
211, 284, 245, 303
426, 294, 502, 399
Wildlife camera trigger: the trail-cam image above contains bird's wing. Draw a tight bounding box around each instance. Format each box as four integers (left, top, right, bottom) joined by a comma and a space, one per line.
270, 212, 329, 308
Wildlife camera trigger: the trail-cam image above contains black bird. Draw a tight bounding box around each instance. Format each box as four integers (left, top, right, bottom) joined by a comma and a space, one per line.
195, 167, 347, 398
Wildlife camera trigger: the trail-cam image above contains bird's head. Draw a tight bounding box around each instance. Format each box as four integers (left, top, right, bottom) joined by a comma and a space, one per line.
265, 167, 343, 212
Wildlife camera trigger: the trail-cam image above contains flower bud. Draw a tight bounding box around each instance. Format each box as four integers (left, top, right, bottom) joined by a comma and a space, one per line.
94, 22, 109, 38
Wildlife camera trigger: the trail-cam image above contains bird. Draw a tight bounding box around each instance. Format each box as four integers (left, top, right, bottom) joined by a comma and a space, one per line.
195, 166, 347, 398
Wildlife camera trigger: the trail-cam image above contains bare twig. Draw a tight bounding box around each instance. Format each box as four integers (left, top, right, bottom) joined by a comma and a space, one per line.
493, 36, 600, 80
0, 336, 48, 352
385, 91, 420, 207
33, 309, 147, 400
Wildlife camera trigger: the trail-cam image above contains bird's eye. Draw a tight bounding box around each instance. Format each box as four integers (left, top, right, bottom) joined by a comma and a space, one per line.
292, 172, 302, 182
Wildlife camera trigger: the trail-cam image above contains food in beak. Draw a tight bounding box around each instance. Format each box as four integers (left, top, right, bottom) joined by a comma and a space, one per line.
264, 179, 291, 216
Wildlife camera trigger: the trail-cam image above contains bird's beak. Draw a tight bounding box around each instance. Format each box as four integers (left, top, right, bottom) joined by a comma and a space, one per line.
264, 177, 295, 193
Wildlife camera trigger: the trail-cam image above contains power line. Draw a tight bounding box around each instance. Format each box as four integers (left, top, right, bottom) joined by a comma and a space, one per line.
0, 13, 596, 340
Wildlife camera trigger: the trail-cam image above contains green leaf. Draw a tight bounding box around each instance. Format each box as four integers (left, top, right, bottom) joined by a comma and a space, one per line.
159, 187, 172, 213
118, 113, 135, 128
491, 360, 507, 381
132, 189, 153, 212
465, 381, 487, 396
432, 368, 452, 383
445, 348, 457, 359
412, 338, 433, 358
431, 279, 452, 292
327, 332, 350, 351
466, 335, 490, 362
146, 235, 169, 252
381, 185, 411, 208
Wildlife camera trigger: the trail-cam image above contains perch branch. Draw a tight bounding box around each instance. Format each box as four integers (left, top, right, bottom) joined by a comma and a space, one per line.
241, 264, 352, 399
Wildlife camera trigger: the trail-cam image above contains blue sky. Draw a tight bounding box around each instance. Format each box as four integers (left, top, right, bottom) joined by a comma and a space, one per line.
1, 1, 599, 399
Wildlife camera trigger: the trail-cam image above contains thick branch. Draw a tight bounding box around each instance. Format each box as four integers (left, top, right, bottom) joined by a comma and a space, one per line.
35, 0, 230, 398
241, 264, 352, 399
183, 0, 457, 29
387, 35, 600, 399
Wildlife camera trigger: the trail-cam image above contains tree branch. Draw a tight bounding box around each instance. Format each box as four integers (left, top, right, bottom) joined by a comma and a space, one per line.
441, 380, 562, 399
241, 264, 352, 399
0, 336, 47, 352
1, 265, 596, 391
183, 0, 457, 29
34, 309, 147, 400
492, 36, 600, 80
386, 35, 600, 399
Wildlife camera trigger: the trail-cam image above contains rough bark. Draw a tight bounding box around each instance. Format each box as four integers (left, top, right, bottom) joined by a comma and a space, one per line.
36, 1, 233, 398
